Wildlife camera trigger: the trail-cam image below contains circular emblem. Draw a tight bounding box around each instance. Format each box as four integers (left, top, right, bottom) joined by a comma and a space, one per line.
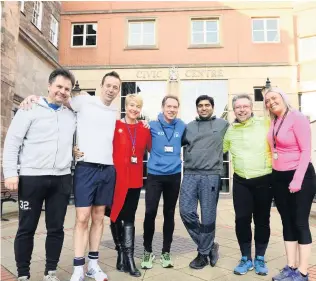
118, 129, 123, 133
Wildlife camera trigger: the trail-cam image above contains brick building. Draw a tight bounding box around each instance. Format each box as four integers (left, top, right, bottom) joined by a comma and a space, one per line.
1, 1, 61, 213
1, 1, 315, 197
59, 1, 307, 193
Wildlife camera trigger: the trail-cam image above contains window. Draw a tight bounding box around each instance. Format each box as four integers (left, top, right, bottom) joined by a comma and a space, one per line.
180, 80, 228, 123
31, 1, 43, 30
299, 36, 316, 61
180, 80, 229, 192
82, 89, 96, 96
72, 23, 97, 47
191, 19, 219, 45
50, 16, 58, 47
252, 18, 280, 43
254, 87, 264, 101
301, 92, 316, 121
121, 81, 166, 120
128, 20, 155, 47
20, 0, 25, 13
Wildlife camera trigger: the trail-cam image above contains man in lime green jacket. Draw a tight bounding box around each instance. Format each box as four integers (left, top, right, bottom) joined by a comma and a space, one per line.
223, 94, 273, 277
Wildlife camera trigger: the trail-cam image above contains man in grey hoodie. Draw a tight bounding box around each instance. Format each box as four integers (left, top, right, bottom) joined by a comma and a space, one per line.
3, 68, 76, 281
180, 95, 229, 269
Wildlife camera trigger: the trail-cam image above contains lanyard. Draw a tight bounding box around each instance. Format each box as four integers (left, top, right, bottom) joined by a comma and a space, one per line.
272, 108, 289, 149
124, 118, 137, 155
159, 120, 175, 143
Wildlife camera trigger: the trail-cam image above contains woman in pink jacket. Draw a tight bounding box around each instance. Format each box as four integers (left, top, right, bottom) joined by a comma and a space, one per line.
264, 88, 316, 281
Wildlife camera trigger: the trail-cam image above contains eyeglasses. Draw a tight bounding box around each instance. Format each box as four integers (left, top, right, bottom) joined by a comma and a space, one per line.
234, 105, 251, 110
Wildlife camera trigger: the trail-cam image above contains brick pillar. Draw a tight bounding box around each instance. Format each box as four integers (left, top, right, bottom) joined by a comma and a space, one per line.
1, 2, 20, 173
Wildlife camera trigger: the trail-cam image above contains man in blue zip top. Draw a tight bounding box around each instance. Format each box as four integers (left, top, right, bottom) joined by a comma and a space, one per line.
141, 95, 186, 269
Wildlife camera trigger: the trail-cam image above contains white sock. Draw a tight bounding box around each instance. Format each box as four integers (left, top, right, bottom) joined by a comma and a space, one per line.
73, 265, 84, 275
88, 258, 98, 268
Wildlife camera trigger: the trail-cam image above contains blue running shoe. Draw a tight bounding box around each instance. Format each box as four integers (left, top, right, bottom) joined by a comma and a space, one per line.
254, 256, 268, 276
233, 256, 254, 275
277, 269, 309, 281
272, 265, 293, 281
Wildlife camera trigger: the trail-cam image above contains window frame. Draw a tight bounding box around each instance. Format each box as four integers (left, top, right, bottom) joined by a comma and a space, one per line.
81, 89, 96, 96
189, 17, 222, 48
254, 87, 264, 102
71, 23, 98, 48
126, 18, 157, 49
120, 81, 168, 185
49, 16, 59, 47
251, 18, 280, 43
31, 1, 43, 30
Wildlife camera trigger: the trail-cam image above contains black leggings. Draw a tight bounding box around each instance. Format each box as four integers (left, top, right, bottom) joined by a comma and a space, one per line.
105, 189, 141, 223
233, 173, 273, 258
272, 163, 316, 244
143, 173, 181, 253
117, 188, 141, 223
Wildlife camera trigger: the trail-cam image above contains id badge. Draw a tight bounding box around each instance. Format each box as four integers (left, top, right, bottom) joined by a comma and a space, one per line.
273, 152, 278, 160
131, 156, 137, 164
164, 146, 174, 153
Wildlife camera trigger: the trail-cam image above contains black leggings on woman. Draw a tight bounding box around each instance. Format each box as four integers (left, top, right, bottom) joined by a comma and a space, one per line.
117, 188, 142, 223
272, 163, 316, 244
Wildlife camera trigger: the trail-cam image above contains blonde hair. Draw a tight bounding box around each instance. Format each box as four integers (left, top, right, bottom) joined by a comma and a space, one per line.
125, 94, 143, 108
264, 87, 292, 120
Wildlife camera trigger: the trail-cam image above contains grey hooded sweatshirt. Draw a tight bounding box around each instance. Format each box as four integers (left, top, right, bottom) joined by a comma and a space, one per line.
182, 116, 229, 175
3, 97, 76, 178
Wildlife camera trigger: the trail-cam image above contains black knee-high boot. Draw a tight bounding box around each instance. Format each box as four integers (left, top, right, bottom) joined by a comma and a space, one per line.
110, 221, 125, 271
122, 222, 141, 277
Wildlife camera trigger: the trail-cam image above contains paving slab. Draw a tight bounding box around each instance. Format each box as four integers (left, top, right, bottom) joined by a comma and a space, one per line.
1, 198, 316, 281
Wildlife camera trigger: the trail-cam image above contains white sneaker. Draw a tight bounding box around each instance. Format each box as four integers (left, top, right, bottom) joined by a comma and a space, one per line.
43, 271, 60, 281
86, 263, 108, 281
70, 267, 85, 281
18, 277, 30, 281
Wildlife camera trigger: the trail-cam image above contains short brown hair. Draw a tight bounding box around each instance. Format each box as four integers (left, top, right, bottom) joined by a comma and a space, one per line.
161, 95, 180, 107
49, 68, 75, 87
101, 71, 121, 86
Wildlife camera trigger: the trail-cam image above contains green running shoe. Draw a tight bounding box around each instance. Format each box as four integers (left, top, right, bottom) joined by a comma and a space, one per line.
141, 251, 155, 269
160, 252, 174, 268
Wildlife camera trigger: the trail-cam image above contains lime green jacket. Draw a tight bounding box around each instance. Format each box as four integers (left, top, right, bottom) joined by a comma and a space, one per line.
223, 116, 272, 179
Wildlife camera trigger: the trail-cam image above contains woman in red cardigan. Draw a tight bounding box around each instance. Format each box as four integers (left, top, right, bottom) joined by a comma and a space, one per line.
74, 94, 151, 277
110, 94, 151, 277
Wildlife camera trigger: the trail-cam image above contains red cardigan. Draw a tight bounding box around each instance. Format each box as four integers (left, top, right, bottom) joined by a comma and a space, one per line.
110, 120, 151, 222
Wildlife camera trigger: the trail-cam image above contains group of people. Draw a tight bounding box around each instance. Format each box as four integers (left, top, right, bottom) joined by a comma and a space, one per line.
3, 68, 316, 281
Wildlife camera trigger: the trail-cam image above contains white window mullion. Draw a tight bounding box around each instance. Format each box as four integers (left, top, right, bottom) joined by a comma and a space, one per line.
141, 23, 144, 45
203, 21, 206, 44
263, 20, 268, 43
55, 21, 59, 46
83, 24, 87, 46
20, 0, 24, 12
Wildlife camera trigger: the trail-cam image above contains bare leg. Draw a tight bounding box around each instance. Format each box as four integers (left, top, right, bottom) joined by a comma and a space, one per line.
89, 205, 106, 251
298, 243, 312, 275
284, 241, 298, 268
74, 207, 91, 257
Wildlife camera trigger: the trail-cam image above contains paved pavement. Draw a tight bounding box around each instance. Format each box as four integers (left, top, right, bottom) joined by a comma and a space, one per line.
1, 198, 316, 281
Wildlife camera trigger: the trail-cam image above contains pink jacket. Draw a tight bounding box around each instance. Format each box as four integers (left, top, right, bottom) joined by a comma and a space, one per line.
267, 110, 311, 191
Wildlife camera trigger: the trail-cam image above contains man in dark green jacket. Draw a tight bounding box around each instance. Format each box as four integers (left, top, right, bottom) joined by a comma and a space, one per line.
180, 95, 229, 269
